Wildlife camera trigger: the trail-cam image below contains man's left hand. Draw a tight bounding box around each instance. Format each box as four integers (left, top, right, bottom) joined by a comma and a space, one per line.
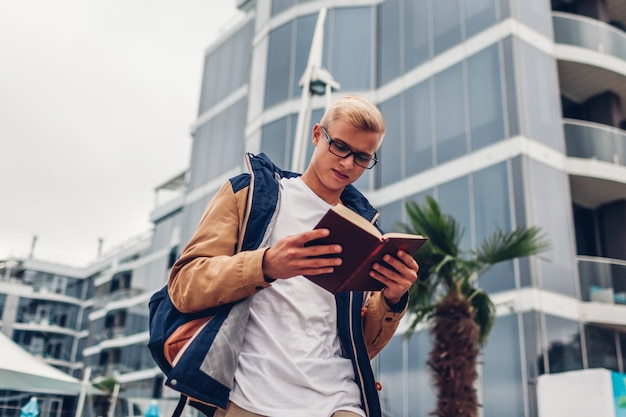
370, 250, 419, 305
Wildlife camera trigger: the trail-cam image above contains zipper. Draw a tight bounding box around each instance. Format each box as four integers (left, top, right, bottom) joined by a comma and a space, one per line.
237, 153, 255, 253
348, 292, 371, 417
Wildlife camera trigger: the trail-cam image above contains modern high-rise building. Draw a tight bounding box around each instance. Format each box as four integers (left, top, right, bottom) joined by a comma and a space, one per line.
2, 1, 626, 416
168, 0, 626, 416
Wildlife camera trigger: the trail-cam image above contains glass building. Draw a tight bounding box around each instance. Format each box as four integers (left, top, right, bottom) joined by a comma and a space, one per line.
161, 0, 626, 415
3, 0, 626, 416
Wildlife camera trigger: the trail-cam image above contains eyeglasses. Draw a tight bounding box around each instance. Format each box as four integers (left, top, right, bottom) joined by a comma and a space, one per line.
320, 126, 378, 169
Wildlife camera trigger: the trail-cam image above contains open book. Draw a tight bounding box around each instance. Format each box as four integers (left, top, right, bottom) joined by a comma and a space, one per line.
304, 204, 427, 293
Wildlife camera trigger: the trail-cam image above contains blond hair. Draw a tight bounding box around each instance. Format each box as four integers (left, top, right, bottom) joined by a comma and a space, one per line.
320, 95, 386, 136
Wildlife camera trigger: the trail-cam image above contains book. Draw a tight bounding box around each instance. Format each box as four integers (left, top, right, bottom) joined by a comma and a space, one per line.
304, 204, 428, 293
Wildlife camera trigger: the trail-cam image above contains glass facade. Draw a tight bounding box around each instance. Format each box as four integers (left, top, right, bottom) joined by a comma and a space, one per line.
4, 0, 625, 416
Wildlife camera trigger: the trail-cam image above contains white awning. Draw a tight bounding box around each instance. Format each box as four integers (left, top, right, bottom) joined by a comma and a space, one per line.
0, 332, 93, 395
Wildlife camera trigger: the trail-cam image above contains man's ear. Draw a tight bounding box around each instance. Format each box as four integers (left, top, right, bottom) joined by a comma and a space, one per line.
312, 124, 322, 146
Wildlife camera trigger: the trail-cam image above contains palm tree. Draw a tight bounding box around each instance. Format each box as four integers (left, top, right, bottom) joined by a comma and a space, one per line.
400, 196, 549, 417
93, 376, 123, 417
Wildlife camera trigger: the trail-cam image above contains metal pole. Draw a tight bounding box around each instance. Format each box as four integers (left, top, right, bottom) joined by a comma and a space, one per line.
107, 384, 120, 417
74, 367, 91, 417
291, 8, 328, 173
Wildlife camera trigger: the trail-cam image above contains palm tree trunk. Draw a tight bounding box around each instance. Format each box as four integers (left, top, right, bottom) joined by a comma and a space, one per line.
428, 292, 480, 417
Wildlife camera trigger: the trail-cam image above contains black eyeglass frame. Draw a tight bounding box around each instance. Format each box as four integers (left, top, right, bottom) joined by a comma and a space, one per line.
320, 126, 378, 169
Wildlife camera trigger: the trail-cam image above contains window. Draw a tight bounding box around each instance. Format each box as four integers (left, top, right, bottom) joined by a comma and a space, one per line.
405, 81, 434, 176
438, 176, 471, 251
527, 159, 577, 296
407, 330, 436, 416
377, 336, 403, 416
435, 63, 467, 164
482, 314, 525, 417
404, 0, 430, 71
468, 45, 505, 150
261, 117, 291, 169
328, 7, 372, 90
543, 315, 583, 373
378, 0, 402, 85
379, 95, 403, 186
519, 41, 562, 151
585, 325, 619, 371
465, 0, 498, 38
432, 0, 461, 54
265, 22, 293, 109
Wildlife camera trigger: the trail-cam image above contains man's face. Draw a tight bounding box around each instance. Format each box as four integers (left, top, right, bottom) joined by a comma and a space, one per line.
302, 119, 382, 204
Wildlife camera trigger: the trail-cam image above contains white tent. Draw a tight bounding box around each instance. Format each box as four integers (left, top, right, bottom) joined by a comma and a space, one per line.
0, 332, 90, 395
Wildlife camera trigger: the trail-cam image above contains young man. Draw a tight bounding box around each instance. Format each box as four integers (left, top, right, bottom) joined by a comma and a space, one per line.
168, 95, 419, 417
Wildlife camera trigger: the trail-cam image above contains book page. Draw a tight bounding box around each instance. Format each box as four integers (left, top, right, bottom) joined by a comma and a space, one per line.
334, 204, 382, 238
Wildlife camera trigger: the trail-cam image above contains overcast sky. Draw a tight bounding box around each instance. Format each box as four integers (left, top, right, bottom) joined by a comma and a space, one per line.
0, 1, 243, 266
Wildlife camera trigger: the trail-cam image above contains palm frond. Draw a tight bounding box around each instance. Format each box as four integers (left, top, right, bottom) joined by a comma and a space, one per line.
405, 196, 462, 258
467, 289, 496, 346
475, 226, 550, 266
400, 197, 548, 348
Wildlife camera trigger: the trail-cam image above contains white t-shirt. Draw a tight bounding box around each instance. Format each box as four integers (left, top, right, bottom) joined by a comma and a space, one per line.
229, 177, 365, 417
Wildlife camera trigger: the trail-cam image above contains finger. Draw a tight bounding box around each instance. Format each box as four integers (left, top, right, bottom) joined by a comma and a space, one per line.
380, 254, 407, 275
377, 255, 417, 284
297, 228, 332, 244
305, 243, 342, 257
396, 250, 419, 269
371, 261, 401, 285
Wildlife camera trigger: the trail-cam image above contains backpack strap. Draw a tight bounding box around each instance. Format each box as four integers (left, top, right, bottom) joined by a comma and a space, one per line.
171, 394, 188, 417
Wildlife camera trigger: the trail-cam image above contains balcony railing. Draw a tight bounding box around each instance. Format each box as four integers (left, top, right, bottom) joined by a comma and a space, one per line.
563, 119, 626, 166
578, 256, 626, 305
553, 12, 626, 61
93, 287, 143, 309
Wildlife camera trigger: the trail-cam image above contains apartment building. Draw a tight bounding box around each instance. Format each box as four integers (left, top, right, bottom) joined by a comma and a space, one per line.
171, 0, 626, 415
2, 0, 625, 416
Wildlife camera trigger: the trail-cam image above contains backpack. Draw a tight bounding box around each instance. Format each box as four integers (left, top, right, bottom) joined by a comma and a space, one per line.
147, 285, 227, 417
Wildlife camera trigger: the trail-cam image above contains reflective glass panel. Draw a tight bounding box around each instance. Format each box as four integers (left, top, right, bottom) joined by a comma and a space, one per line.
407, 329, 436, 416
517, 0, 551, 37
199, 21, 253, 113
543, 315, 583, 374
405, 0, 430, 70
379, 200, 403, 232
585, 325, 619, 371
465, 0, 498, 38
261, 117, 290, 169
620, 333, 626, 373
379, 0, 401, 85
435, 63, 467, 164
468, 44, 505, 151
473, 162, 510, 243
433, 0, 462, 55
265, 22, 293, 109
271, 0, 295, 16
377, 336, 404, 417
482, 314, 524, 417
380, 94, 403, 186
527, 160, 576, 296
330, 7, 372, 90
292, 14, 317, 98
519, 41, 562, 151
438, 176, 471, 251
405, 80, 434, 176
502, 37, 519, 137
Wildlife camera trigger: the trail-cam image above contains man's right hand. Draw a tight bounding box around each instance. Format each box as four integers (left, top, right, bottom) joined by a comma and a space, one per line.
262, 228, 342, 280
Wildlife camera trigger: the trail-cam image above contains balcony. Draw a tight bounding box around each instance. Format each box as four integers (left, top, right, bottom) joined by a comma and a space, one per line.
578, 256, 626, 305
564, 119, 626, 166
93, 287, 143, 309
553, 12, 626, 62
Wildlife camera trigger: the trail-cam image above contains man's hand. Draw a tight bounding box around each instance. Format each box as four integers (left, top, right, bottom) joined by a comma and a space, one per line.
262, 229, 342, 280
369, 250, 419, 304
